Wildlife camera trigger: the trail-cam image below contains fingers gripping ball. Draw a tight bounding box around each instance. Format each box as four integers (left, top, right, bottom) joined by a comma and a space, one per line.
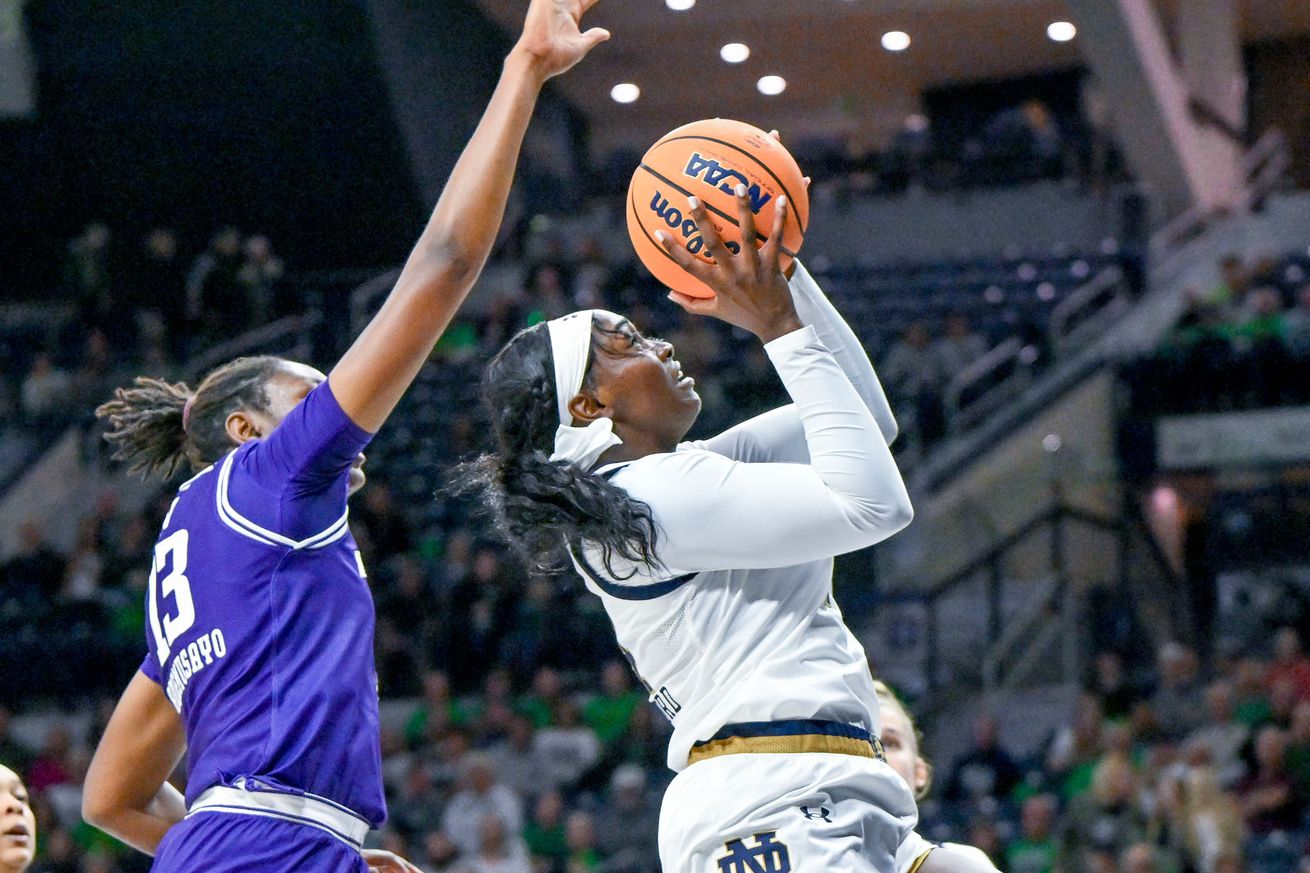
627, 118, 810, 298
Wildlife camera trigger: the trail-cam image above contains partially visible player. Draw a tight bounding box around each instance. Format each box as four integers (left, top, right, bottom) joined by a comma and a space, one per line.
80, 2, 609, 872
1, 764, 35, 873
464, 189, 917, 872
875, 682, 1000, 873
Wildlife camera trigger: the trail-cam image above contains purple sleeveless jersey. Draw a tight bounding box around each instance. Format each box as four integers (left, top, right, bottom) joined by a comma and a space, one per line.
139, 381, 386, 826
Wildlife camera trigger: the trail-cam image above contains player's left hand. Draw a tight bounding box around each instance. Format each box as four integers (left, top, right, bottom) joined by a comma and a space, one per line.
514, 0, 611, 82
361, 849, 426, 873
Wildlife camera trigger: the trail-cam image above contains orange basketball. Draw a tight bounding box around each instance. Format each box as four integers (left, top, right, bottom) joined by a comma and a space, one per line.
626, 118, 810, 299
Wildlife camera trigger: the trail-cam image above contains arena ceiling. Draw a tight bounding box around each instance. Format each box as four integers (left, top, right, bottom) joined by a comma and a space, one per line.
470, 0, 1310, 153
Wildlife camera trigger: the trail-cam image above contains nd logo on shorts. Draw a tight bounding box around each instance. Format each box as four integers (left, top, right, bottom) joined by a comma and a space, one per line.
715, 831, 791, 873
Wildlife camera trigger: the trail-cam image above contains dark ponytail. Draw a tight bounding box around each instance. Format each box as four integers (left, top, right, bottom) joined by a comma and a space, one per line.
454, 322, 661, 578
97, 355, 284, 479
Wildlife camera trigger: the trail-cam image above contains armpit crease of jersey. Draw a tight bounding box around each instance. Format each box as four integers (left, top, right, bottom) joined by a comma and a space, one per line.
216, 450, 350, 550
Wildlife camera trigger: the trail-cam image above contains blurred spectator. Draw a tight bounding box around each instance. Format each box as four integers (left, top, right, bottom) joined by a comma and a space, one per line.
1282, 283, 1310, 360
26, 727, 73, 794
421, 829, 463, 873
389, 760, 446, 840
442, 755, 523, 857
1118, 843, 1163, 873
1087, 651, 1138, 722
1150, 642, 1205, 741
128, 228, 186, 339
61, 518, 104, 604
1164, 767, 1246, 873
1237, 726, 1305, 834
1058, 753, 1148, 869
932, 314, 988, 384
1183, 681, 1249, 788
486, 715, 550, 798
518, 668, 565, 730
235, 234, 284, 325
592, 765, 659, 873
63, 223, 115, 330
523, 790, 568, 871
1232, 658, 1273, 728
1, 522, 66, 606
563, 811, 600, 873
534, 701, 600, 792
185, 227, 245, 345
1285, 701, 1310, 787
880, 322, 945, 445
582, 662, 643, 747
1268, 626, 1310, 702
447, 549, 519, 694
354, 482, 414, 560
404, 671, 469, 749
1005, 794, 1058, 873
470, 814, 531, 873
19, 354, 71, 424
944, 714, 1021, 804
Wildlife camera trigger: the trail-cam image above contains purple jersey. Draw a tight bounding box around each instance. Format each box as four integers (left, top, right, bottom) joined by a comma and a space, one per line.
139, 381, 386, 826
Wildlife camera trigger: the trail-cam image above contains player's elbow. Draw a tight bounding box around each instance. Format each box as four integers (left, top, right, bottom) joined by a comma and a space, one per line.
81, 785, 117, 831
420, 236, 479, 289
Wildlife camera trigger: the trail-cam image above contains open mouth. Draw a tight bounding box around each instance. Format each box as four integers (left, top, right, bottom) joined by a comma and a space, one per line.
671, 361, 694, 388
2, 824, 30, 845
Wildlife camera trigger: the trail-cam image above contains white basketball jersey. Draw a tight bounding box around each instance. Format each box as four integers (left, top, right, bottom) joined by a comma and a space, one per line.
571, 264, 911, 771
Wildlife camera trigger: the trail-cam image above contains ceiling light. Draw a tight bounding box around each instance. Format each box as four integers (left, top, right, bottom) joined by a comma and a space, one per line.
665, 0, 695, 10
1047, 21, 1076, 42
881, 31, 911, 52
610, 83, 640, 104
720, 43, 750, 64
757, 75, 786, 96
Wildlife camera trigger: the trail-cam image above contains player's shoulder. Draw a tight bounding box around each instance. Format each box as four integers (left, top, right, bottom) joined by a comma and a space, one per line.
599, 446, 731, 493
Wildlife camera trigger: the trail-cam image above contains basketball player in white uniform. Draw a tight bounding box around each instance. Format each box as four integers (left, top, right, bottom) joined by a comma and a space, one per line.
468, 190, 917, 872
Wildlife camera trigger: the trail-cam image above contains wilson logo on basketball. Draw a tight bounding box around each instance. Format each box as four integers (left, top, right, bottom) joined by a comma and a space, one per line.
682, 153, 773, 213
648, 191, 741, 259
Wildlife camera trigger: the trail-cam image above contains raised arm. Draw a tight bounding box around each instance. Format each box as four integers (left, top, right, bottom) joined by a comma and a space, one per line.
329, 0, 609, 432
82, 671, 188, 856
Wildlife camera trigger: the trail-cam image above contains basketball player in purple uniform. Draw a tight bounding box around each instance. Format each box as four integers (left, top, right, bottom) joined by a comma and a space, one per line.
79, 3, 610, 871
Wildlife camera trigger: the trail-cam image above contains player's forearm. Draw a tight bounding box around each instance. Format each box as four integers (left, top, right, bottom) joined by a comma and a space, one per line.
787, 260, 898, 444
83, 782, 185, 856
766, 326, 912, 534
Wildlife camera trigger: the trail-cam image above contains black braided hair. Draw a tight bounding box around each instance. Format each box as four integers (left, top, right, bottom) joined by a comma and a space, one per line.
96, 355, 284, 479
453, 320, 661, 578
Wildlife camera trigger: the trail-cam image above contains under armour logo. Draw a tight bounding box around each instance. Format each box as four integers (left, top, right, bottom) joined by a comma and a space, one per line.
716, 831, 791, 873
798, 805, 832, 822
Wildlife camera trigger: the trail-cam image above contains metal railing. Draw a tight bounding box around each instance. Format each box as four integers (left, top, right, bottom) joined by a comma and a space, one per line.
885, 492, 1184, 692
1049, 265, 1130, 355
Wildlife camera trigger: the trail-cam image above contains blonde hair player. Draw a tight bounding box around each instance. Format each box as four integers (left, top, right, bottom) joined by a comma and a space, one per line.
465, 178, 918, 871
875, 682, 1000, 873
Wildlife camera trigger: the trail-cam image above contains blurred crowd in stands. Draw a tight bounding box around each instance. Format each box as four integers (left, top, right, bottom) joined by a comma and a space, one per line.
1126, 251, 1310, 415
9, 577, 1310, 873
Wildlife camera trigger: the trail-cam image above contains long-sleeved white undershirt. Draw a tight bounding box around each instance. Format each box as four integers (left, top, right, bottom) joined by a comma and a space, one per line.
572, 261, 912, 770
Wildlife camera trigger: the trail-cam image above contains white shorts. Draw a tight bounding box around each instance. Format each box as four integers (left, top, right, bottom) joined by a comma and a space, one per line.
658, 752, 918, 873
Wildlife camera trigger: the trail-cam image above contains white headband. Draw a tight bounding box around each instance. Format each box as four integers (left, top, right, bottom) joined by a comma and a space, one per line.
546, 311, 622, 469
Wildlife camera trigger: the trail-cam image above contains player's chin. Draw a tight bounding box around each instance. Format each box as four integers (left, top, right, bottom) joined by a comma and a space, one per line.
347, 466, 367, 496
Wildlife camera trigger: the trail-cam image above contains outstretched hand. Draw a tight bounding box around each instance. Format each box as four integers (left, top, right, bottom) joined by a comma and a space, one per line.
514, 0, 610, 81
656, 186, 802, 344
362, 849, 426, 873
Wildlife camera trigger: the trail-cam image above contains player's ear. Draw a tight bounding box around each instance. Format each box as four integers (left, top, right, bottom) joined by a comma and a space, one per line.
914, 756, 933, 796
225, 410, 263, 445
567, 390, 607, 424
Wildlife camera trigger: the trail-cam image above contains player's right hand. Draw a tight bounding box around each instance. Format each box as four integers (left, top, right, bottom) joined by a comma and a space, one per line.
513, 0, 610, 82
657, 186, 803, 344
362, 848, 426, 873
